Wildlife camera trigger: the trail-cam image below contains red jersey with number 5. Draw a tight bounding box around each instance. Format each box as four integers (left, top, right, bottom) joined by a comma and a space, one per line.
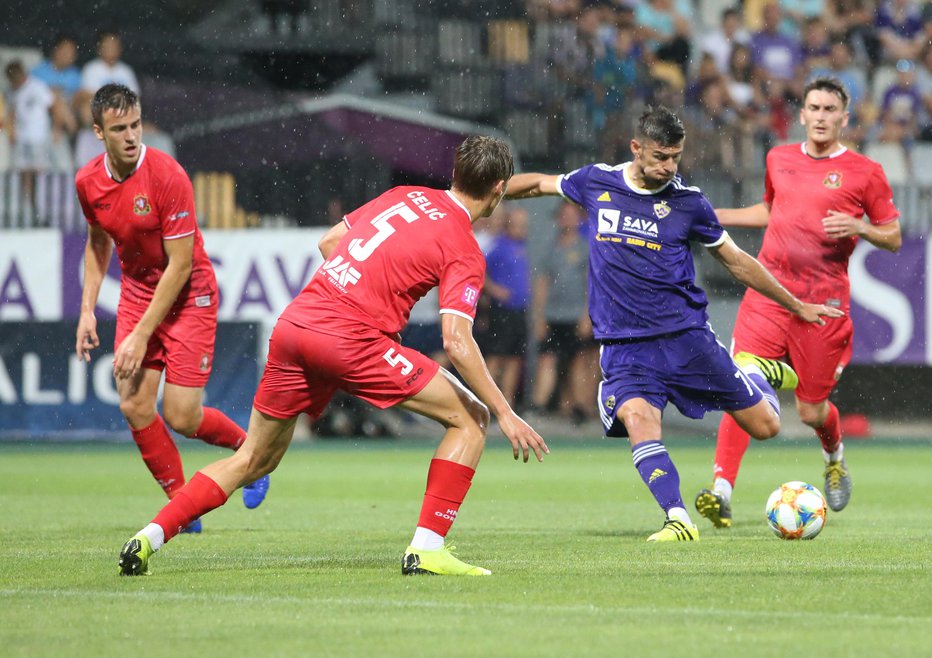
75, 145, 216, 308
282, 186, 485, 335
751, 143, 899, 309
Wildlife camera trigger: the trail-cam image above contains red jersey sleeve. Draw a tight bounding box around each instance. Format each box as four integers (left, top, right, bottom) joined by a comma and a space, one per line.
863, 164, 899, 225
156, 163, 198, 240
437, 248, 485, 321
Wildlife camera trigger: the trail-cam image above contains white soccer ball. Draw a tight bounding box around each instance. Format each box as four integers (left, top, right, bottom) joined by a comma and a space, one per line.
765, 481, 827, 540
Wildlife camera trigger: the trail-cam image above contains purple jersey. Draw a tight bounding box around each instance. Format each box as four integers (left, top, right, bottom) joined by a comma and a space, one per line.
557, 162, 725, 341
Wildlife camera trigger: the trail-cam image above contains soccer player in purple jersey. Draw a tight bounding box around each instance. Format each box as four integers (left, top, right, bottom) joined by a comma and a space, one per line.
505, 106, 843, 541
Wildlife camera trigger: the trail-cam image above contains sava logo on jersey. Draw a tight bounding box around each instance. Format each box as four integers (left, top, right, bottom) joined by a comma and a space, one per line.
597, 208, 658, 237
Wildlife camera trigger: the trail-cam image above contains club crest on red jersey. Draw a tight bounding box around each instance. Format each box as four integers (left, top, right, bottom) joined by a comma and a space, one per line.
199, 354, 211, 371
133, 194, 152, 216
823, 172, 842, 189
653, 200, 671, 219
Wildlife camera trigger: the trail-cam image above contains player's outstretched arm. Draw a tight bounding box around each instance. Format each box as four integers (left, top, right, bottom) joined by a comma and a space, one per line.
504, 173, 561, 200
714, 202, 771, 228
440, 313, 549, 462
76, 224, 113, 362
709, 235, 845, 325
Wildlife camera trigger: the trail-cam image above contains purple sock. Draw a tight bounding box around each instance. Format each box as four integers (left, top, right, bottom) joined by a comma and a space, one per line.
631, 440, 684, 514
745, 371, 781, 415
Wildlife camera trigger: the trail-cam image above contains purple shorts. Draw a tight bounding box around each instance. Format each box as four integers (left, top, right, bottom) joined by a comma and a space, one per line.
597, 326, 763, 437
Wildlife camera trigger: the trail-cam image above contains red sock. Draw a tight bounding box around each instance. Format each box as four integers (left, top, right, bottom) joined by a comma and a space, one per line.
416, 459, 475, 536
190, 407, 246, 450
713, 414, 752, 487
131, 416, 185, 499
153, 471, 229, 542
816, 402, 842, 454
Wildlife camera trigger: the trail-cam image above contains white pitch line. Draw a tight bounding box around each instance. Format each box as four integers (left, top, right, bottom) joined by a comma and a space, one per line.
1, 588, 928, 625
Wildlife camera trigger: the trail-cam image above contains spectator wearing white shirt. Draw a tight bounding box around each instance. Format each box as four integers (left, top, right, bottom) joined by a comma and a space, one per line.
5, 60, 57, 221
75, 30, 140, 166
701, 6, 751, 75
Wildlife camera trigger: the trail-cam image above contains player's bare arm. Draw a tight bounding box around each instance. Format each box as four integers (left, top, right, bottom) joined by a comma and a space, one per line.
503, 173, 560, 200
709, 235, 845, 325
112, 235, 194, 380
440, 313, 549, 462
714, 202, 771, 228
76, 224, 113, 362
822, 212, 902, 252
318, 221, 349, 259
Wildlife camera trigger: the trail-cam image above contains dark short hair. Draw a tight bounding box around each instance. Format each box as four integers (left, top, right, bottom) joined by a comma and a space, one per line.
635, 105, 685, 147
96, 29, 120, 46
51, 32, 77, 50
5, 60, 25, 79
91, 83, 140, 127
452, 136, 514, 199
803, 77, 850, 109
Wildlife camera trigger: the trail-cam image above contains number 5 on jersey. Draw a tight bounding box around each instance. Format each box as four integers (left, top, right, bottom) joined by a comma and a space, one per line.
348, 202, 419, 261
383, 348, 413, 375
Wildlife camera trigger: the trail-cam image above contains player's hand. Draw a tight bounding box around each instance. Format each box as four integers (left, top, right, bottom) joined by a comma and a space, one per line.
113, 331, 148, 380
75, 313, 99, 362
797, 302, 845, 326
822, 210, 863, 239
498, 411, 549, 463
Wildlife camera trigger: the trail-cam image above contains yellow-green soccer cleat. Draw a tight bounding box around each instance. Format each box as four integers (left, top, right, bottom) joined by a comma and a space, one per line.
824, 458, 852, 512
647, 519, 699, 542
401, 544, 492, 576
734, 352, 799, 391
695, 488, 733, 528
118, 535, 153, 576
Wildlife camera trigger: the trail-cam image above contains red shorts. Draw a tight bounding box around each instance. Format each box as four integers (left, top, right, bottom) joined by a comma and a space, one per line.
253, 318, 440, 419
116, 299, 217, 387
731, 292, 852, 403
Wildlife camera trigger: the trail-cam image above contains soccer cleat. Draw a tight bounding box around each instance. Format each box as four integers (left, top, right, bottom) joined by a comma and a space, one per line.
647, 519, 699, 542
242, 474, 270, 509
401, 544, 492, 576
823, 459, 852, 511
695, 488, 733, 528
734, 351, 799, 391
180, 518, 202, 534
118, 535, 153, 576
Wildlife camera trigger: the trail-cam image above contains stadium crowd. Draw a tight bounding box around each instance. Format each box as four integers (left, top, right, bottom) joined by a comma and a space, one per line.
1, 0, 929, 423
508, 0, 932, 178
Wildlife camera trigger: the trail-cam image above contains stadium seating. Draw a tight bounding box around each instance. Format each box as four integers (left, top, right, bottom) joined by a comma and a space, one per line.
909, 143, 932, 186
863, 141, 911, 186
870, 65, 899, 107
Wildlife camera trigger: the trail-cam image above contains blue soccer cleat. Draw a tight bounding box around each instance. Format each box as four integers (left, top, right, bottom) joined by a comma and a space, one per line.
180, 518, 202, 534
242, 474, 270, 509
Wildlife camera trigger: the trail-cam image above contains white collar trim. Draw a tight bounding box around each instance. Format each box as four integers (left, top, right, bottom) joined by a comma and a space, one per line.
105, 143, 147, 180
800, 142, 847, 159
622, 161, 671, 195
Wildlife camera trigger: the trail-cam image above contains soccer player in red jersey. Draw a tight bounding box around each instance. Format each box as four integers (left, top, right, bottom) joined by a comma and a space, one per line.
695, 78, 902, 527
118, 136, 549, 577
75, 84, 269, 524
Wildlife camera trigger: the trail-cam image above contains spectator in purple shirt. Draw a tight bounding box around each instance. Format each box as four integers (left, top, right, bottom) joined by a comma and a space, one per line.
874, 59, 923, 147
875, 0, 926, 61
483, 205, 531, 408
750, 2, 803, 83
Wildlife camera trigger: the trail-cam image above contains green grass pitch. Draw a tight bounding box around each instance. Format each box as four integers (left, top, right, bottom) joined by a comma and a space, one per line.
1, 438, 929, 657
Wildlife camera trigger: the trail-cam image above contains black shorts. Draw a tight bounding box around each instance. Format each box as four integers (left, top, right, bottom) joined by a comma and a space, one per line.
484, 306, 527, 356
539, 322, 587, 359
